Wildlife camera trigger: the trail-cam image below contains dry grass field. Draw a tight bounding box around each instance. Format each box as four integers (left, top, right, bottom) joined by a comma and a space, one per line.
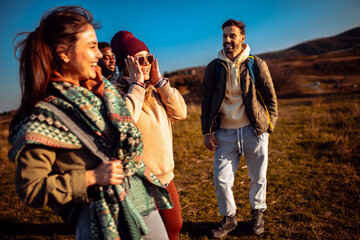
0, 90, 359, 239
175, 93, 360, 239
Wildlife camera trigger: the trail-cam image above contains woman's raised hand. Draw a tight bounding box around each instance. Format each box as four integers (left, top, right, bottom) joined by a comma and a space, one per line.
125, 55, 144, 84
150, 58, 162, 85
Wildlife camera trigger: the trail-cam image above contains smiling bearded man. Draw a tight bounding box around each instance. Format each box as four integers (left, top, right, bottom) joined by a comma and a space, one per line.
201, 19, 278, 238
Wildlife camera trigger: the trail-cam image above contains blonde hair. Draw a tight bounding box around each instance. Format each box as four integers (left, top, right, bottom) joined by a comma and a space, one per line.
118, 69, 158, 113
143, 85, 158, 113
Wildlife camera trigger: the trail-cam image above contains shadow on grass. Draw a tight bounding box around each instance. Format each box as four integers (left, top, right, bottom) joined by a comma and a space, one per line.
181, 221, 254, 238
0, 219, 75, 237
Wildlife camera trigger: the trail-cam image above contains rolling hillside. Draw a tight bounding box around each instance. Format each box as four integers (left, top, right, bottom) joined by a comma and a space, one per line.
258, 27, 360, 60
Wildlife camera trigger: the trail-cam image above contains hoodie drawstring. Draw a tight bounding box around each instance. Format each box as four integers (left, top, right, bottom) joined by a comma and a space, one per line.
226, 61, 232, 100
236, 128, 245, 156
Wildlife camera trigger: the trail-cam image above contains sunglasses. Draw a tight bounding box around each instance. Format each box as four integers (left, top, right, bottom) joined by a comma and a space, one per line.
135, 54, 154, 65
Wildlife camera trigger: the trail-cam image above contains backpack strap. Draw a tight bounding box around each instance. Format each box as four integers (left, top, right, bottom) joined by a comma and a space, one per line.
247, 54, 256, 84
40, 101, 111, 162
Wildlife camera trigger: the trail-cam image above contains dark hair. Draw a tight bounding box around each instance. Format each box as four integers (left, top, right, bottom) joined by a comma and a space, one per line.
11, 6, 96, 129
222, 19, 246, 35
98, 41, 111, 50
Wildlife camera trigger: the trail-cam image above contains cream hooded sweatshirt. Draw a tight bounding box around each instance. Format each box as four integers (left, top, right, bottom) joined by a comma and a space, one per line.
122, 82, 187, 185
218, 44, 251, 129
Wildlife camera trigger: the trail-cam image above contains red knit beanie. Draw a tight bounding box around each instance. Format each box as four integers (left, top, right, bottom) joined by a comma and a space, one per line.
111, 31, 149, 71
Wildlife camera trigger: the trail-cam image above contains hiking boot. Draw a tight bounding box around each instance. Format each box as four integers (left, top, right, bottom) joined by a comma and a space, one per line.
211, 215, 238, 238
251, 210, 265, 235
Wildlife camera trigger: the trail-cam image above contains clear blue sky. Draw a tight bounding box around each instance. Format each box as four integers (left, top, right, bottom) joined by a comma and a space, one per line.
0, 0, 359, 112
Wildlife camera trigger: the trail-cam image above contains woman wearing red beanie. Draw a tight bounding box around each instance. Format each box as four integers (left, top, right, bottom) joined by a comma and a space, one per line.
111, 31, 187, 240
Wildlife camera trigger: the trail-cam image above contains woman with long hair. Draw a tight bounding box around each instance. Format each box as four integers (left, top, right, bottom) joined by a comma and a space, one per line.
9, 6, 171, 240
110, 31, 187, 240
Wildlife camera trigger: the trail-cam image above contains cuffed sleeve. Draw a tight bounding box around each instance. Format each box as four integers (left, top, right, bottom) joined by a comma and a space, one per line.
157, 82, 187, 122
70, 169, 87, 202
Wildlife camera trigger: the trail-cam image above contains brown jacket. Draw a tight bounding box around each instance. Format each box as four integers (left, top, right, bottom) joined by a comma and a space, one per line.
201, 55, 278, 135
15, 145, 99, 223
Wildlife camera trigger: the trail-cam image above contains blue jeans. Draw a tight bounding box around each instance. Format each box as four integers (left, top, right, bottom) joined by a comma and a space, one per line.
213, 126, 269, 216
76, 204, 169, 240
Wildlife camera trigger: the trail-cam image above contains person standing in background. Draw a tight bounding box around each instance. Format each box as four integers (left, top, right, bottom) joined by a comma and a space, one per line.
201, 19, 278, 238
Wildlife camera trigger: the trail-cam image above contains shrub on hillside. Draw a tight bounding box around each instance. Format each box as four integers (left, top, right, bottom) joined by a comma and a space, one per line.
268, 64, 301, 94
169, 74, 203, 103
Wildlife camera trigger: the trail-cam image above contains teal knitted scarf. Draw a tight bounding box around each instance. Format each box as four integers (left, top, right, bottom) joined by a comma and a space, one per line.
8, 79, 172, 239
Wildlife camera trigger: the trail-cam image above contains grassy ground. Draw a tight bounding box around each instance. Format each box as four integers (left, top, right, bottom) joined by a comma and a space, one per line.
1, 92, 359, 239
175, 92, 360, 239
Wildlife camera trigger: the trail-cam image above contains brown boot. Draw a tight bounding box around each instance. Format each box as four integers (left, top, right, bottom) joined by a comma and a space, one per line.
211, 215, 238, 238
251, 210, 265, 235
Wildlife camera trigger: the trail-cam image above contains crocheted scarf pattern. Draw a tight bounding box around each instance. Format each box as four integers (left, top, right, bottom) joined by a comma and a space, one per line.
8, 79, 172, 239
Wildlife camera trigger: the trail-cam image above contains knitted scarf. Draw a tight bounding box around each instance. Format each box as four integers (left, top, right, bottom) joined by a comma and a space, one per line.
8, 78, 172, 239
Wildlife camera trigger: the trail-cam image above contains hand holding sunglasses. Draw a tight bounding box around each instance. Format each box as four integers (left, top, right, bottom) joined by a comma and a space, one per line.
132, 53, 163, 86
125, 55, 144, 85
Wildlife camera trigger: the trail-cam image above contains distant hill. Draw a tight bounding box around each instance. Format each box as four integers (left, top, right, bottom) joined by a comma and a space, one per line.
258, 26, 360, 60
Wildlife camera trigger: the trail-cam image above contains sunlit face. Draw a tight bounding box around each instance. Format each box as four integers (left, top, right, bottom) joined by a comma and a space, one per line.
99, 47, 116, 72
222, 26, 245, 60
134, 50, 152, 81
66, 24, 102, 81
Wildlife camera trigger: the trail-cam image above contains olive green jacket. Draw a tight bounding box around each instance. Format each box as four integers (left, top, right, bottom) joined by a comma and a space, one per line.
15, 145, 98, 223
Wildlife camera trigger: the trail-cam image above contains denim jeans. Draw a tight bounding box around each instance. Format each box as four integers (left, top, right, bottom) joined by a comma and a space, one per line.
142, 209, 169, 240
76, 204, 169, 240
213, 125, 269, 216
76, 204, 90, 240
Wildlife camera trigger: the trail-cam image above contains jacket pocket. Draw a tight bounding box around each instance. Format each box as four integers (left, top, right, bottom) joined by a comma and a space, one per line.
256, 107, 269, 133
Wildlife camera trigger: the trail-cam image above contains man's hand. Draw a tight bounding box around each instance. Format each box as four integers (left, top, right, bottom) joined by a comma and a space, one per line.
204, 133, 217, 151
